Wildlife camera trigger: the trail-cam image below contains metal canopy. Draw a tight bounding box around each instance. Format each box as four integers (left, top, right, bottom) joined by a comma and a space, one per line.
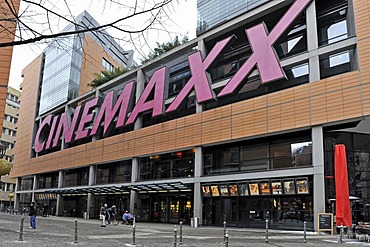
48, 182, 192, 195
124, 182, 192, 193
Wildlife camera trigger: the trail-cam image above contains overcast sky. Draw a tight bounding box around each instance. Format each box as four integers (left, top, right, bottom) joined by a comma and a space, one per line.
8, 0, 197, 90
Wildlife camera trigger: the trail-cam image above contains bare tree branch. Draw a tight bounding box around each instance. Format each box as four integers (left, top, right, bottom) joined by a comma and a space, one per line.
0, 0, 174, 48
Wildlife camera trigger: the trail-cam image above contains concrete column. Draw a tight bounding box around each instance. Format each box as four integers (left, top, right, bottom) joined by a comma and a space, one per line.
31, 175, 38, 202
312, 126, 326, 231
193, 146, 203, 226
56, 170, 65, 216
196, 39, 208, 114
130, 158, 139, 215
87, 165, 96, 217
306, 1, 320, 83
134, 69, 145, 130
14, 177, 21, 209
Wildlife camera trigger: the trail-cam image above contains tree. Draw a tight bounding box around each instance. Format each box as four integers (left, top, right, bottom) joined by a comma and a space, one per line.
141, 35, 189, 64
0, 0, 181, 50
0, 159, 11, 177
88, 67, 130, 89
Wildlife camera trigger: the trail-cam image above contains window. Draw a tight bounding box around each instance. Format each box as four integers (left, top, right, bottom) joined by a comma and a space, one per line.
317, 0, 350, 46
320, 49, 356, 79
204, 132, 312, 175
139, 150, 195, 181
102, 58, 114, 72
96, 160, 132, 185
4, 114, 18, 124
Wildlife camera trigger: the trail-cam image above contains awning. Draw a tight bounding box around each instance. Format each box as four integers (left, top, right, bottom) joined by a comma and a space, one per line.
125, 182, 192, 193
48, 182, 192, 195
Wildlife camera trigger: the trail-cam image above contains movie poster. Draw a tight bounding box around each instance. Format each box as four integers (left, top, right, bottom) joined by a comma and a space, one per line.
271, 180, 283, 195
229, 184, 238, 196
283, 180, 296, 195
239, 183, 249, 196
296, 178, 309, 194
202, 185, 211, 197
211, 185, 220, 197
219, 185, 229, 196
260, 181, 271, 195
249, 182, 259, 196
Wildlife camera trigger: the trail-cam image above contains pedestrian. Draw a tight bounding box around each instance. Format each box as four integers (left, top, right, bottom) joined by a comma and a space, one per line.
100, 204, 108, 227
42, 204, 49, 217
29, 202, 37, 229
122, 210, 134, 225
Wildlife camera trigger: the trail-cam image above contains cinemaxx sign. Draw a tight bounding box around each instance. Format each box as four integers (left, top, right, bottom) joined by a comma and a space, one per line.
34, 0, 312, 153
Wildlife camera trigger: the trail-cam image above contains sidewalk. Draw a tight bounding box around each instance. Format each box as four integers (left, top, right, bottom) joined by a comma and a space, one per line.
0, 213, 362, 247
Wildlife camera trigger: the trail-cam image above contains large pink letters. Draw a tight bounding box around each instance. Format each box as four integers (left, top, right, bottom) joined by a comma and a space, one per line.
219, 0, 312, 97
166, 36, 234, 113
34, 115, 53, 153
34, 0, 312, 152
126, 68, 166, 125
90, 81, 134, 136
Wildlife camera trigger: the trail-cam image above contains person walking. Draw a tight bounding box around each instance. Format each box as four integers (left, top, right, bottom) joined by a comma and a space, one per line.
42, 204, 49, 217
29, 202, 37, 229
100, 204, 108, 227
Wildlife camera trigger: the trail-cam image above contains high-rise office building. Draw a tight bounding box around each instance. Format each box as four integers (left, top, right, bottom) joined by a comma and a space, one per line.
38, 11, 135, 115
11, 0, 370, 231
197, 0, 268, 34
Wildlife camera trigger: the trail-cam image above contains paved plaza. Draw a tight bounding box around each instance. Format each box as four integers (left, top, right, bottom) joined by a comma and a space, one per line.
0, 213, 367, 246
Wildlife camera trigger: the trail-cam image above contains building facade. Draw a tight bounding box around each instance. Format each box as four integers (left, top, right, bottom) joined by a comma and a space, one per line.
0, 0, 20, 134
11, 0, 370, 231
0, 87, 20, 210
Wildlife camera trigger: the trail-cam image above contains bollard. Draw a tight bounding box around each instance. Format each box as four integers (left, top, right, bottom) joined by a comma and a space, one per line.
303, 221, 307, 243
132, 223, 136, 245
223, 221, 227, 242
174, 225, 177, 247
338, 223, 343, 244
352, 224, 356, 239
179, 221, 183, 244
74, 219, 78, 244
265, 219, 269, 243
224, 229, 229, 247
18, 215, 24, 241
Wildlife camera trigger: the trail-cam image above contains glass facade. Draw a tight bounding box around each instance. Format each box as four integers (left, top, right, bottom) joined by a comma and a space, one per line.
63, 167, 89, 187
139, 150, 195, 181
96, 160, 132, 185
38, 172, 59, 189
325, 131, 370, 223
203, 178, 314, 230
197, 0, 268, 34
38, 34, 83, 115
204, 132, 312, 175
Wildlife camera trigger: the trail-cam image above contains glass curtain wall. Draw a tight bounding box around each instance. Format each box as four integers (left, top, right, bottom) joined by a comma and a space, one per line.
204, 132, 312, 176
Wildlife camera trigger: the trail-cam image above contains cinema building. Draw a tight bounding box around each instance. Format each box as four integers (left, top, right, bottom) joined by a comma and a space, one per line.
12, 0, 370, 230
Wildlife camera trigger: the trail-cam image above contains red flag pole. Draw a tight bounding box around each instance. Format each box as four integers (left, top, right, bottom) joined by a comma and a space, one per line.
334, 144, 352, 226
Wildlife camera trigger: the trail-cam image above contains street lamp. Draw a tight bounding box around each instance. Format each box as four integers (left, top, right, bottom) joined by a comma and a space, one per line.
0, 141, 6, 158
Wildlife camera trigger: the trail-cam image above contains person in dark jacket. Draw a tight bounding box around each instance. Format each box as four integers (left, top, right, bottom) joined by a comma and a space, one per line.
29, 202, 37, 229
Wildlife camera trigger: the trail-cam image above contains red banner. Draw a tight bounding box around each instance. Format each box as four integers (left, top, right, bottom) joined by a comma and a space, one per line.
334, 144, 352, 226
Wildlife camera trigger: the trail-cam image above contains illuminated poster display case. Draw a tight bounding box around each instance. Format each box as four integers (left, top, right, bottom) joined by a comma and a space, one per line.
249, 182, 260, 196
229, 184, 238, 196
211, 185, 220, 197
260, 181, 271, 195
219, 185, 229, 197
239, 183, 249, 196
296, 177, 309, 194
271, 180, 283, 195
283, 179, 296, 195
202, 185, 211, 197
